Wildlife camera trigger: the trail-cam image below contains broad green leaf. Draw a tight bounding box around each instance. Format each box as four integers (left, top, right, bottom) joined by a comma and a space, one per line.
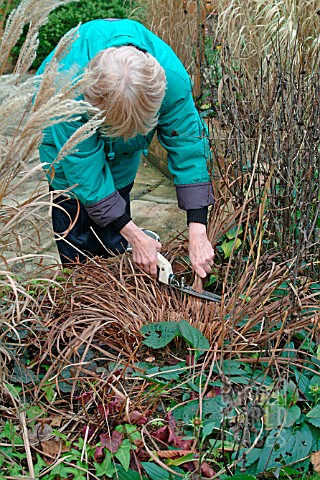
12, 360, 37, 384
232, 448, 261, 468
271, 282, 290, 299
141, 321, 209, 358
280, 343, 297, 362
212, 360, 252, 376
306, 405, 320, 427
257, 424, 312, 473
220, 238, 242, 258
178, 320, 210, 355
173, 396, 225, 425
309, 424, 320, 452
157, 363, 187, 381
0, 422, 24, 446
115, 424, 141, 444
265, 404, 301, 429
94, 451, 115, 477
167, 453, 195, 466
141, 322, 180, 349
202, 421, 219, 439
26, 405, 43, 420
281, 379, 299, 405
116, 466, 148, 480
3, 383, 22, 398
114, 440, 131, 471
141, 462, 170, 480
209, 439, 237, 450
294, 370, 313, 400
226, 225, 243, 239
227, 475, 257, 480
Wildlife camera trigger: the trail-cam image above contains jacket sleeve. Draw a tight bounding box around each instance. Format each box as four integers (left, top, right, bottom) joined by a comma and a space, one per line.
157, 69, 214, 213
50, 120, 129, 227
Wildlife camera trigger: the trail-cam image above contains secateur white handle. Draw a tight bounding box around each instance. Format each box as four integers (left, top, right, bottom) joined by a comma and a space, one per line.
157, 252, 173, 285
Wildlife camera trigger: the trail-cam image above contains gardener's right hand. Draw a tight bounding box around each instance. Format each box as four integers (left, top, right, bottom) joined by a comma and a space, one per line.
120, 221, 162, 275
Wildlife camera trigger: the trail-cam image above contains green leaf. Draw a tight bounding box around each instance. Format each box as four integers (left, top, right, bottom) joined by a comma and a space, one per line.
178, 320, 210, 355
294, 370, 313, 400
157, 363, 186, 381
271, 282, 290, 299
141, 320, 209, 358
257, 424, 313, 473
0, 422, 24, 445
94, 451, 115, 477
41, 382, 56, 402
212, 360, 252, 376
306, 405, 320, 427
173, 396, 226, 426
309, 424, 320, 452
209, 439, 237, 450
34, 454, 50, 476
26, 405, 43, 420
310, 283, 320, 294
232, 448, 261, 468
167, 453, 196, 466
46, 462, 78, 478
116, 466, 148, 480
226, 225, 243, 240
114, 440, 131, 471
115, 424, 141, 444
227, 475, 257, 480
12, 360, 37, 384
202, 421, 219, 439
265, 404, 301, 429
141, 322, 180, 349
309, 374, 320, 395
4, 383, 22, 398
141, 462, 170, 480
281, 380, 299, 405
220, 238, 242, 258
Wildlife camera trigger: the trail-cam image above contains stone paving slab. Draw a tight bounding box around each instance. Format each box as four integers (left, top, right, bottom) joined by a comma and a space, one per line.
131, 160, 186, 240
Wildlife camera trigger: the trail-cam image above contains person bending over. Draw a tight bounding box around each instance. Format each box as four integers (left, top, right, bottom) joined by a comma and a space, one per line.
38, 19, 215, 278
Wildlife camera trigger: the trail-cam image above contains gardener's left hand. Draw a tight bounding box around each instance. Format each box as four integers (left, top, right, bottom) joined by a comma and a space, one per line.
188, 222, 215, 278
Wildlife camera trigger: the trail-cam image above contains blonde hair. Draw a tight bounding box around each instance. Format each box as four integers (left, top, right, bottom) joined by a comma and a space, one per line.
85, 46, 166, 140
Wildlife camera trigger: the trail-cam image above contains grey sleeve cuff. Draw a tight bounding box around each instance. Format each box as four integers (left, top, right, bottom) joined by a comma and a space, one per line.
84, 190, 127, 227
176, 182, 214, 210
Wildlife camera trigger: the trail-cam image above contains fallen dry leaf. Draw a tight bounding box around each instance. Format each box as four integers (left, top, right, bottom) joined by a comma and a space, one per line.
201, 461, 216, 477
157, 449, 195, 459
311, 451, 320, 472
28, 423, 53, 445
40, 438, 69, 464
128, 410, 149, 425
100, 430, 123, 454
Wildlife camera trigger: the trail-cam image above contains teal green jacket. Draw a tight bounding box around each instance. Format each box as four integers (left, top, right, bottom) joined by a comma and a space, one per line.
37, 19, 214, 227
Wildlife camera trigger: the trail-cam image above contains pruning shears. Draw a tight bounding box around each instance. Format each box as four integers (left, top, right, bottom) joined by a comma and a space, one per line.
157, 253, 221, 303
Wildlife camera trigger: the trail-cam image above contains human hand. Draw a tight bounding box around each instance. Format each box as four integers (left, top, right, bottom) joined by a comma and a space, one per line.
120, 221, 162, 275
188, 222, 215, 278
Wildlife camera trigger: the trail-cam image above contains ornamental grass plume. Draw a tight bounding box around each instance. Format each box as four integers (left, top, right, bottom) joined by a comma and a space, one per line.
0, 0, 103, 400
209, 0, 320, 72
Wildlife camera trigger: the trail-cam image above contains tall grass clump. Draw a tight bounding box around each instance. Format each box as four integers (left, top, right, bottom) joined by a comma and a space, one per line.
0, 3, 104, 475
136, 0, 200, 74
204, 0, 319, 279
